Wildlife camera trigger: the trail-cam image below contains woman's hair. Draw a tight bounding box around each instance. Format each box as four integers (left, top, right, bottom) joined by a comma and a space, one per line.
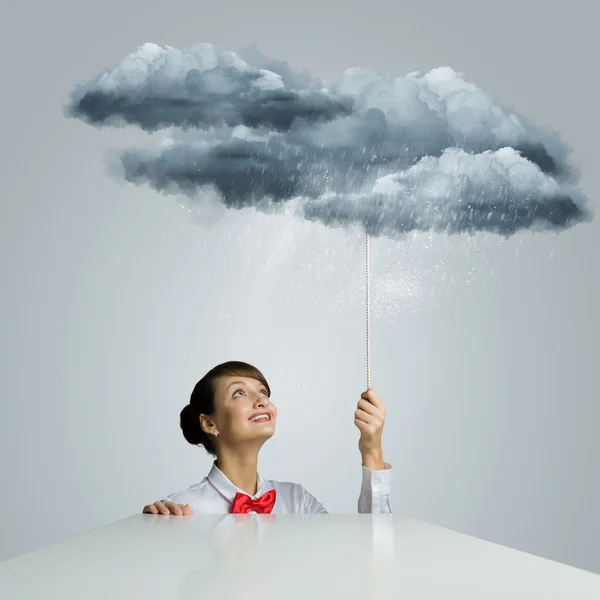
180, 361, 271, 456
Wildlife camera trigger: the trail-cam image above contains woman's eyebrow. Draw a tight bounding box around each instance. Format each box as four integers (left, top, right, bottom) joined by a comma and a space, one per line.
226, 380, 266, 393
226, 381, 246, 390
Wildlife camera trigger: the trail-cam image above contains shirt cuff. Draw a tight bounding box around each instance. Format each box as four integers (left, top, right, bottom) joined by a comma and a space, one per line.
361, 462, 392, 495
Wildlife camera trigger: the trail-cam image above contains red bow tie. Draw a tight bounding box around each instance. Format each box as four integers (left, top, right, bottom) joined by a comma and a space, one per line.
230, 489, 276, 514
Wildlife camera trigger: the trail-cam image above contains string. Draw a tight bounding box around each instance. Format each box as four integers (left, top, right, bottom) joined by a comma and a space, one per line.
366, 231, 371, 389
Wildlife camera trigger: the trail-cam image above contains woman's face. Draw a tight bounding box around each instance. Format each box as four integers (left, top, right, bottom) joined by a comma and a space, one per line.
207, 375, 277, 447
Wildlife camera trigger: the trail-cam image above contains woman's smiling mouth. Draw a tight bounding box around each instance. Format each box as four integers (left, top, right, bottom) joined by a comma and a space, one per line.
249, 412, 271, 423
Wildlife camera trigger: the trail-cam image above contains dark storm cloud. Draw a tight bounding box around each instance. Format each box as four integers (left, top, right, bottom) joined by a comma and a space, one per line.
67, 42, 590, 238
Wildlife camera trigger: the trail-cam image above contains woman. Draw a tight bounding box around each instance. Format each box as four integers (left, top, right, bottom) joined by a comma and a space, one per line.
142, 361, 392, 515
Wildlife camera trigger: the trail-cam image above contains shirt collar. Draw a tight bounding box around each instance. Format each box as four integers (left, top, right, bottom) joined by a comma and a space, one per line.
207, 461, 268, 502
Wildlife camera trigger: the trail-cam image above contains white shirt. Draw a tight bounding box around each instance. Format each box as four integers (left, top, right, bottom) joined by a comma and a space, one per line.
162, 461, 393, 514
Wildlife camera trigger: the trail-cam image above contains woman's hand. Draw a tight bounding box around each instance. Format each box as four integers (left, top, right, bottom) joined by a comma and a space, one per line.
142, 501, 194, 516
354, 388, 386, 469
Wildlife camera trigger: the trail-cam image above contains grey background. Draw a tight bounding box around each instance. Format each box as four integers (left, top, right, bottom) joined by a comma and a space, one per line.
1, 0, 598, 574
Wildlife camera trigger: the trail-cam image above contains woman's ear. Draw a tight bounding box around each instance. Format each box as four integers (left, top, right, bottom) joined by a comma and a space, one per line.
199, 414, 215, 436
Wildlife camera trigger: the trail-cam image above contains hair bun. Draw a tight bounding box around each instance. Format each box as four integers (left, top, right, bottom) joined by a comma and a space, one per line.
180, 403, 204, 445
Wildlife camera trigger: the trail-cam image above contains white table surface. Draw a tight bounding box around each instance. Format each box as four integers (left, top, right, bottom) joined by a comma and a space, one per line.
2, 514, 599, 599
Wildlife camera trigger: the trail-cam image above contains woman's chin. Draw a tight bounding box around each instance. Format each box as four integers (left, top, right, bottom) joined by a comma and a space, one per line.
252, 428, 275, 442
258, 428, 275, 440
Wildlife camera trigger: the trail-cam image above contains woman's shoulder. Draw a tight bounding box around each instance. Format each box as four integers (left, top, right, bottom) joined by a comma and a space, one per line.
164, 476, 211, 502
263, 477, 327, 513
263, 477, 308, 497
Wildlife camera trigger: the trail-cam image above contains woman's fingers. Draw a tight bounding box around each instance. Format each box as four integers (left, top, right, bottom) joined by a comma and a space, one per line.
357, 398, 379, 416
153, 501, 169, 515
164, 501, 182, 515
361, 388, 384, 410
354, 408, 373, 423
143, 501, 193, 516
355, 410, 376, 431
357, 391, 386, 425
142, 500, 193, 516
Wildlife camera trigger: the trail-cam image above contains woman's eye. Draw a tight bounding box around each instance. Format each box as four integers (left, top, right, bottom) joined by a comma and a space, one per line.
233, 390, 243, 398
261, 391, 268, 396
